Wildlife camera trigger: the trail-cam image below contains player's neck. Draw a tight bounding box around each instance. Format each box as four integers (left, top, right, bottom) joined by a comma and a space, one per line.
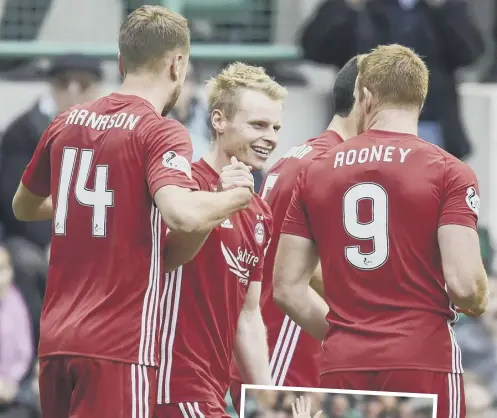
326, 116, 355, 140
202, 147, 230, 174
118, 74, 170, 115
367, 109, 419, 136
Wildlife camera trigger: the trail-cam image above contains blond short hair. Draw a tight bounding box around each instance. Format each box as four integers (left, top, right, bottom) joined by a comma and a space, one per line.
207, 62, 287, 122
358, 44, 429, 109
119, 5, 190, 74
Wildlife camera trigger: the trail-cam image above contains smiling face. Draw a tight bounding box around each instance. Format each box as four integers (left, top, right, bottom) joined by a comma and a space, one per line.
212, 88, 283, 171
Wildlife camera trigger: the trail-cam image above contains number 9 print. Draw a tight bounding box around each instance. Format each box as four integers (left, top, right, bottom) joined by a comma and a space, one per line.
343, 183, 389, 270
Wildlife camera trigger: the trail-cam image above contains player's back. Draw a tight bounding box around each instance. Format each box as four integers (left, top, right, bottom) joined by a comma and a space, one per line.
302, 130, 470, 374
40, 93, 176, 366
259, 130, 342, 386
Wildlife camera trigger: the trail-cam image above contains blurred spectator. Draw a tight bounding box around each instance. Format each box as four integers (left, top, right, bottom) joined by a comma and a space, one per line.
455, 277, 497, 409
0, 245, 34, 418
169, 64, 211, 162
300, 0, 484, 160
244, 390, 434, 418
5, 237, 48, 361
0, 55, 102, 250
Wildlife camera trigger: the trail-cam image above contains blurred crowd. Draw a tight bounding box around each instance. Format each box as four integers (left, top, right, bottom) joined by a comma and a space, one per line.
0, 0, 496, 417
243, 390, 435, 418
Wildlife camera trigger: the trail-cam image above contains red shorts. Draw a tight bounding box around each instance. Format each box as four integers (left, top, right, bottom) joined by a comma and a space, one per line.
321, 370, 465, 418
39, 357, 157, 418
155, 401, 231, 418
229, 380, 242, 416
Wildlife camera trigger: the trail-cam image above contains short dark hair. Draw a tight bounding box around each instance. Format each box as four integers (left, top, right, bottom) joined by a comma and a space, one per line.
331, 56, 359, 117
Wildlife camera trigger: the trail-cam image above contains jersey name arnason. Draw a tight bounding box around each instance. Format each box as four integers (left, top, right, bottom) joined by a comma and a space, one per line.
65, 109, 141, 131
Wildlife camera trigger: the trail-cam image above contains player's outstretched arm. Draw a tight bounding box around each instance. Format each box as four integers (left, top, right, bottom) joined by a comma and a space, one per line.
162, 158, 254, 272
233, 282, 272, 385
12, 184, 53, 221
273, 234, 329, 340
439, 224, 488, 313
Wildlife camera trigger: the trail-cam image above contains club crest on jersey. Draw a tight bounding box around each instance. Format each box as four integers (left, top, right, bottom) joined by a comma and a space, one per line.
465, 186, 480, 216
254, 222, 265, 245
162, 151, 192, 179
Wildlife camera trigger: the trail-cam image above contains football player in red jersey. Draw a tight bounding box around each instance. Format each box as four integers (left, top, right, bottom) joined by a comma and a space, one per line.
154, 63, 286, 418
274, 45, 488, 418
229, 56, 360, 415
12, 7, 255, 418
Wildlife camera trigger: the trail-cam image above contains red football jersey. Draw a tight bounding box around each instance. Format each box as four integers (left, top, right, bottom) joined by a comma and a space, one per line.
21, 93, 198, 366
283, 130, 480, 375
230, 130, 343, 388
157, 158, 272, 406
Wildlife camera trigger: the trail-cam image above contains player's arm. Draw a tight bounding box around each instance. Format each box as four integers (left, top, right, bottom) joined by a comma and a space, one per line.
233, 281, 272, 385
438, 160, 488, 314
309, 261, 324, 299
146, 119, 252, 229
273, 173, 329, 340
12, 126, 53, 221
162, 157, 255, 272
273, 234, 328, 340
12, 186, 52, 221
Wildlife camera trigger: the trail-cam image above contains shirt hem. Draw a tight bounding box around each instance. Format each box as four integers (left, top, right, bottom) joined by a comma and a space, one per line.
38, 351, 158, 367
321, 365, 463, 375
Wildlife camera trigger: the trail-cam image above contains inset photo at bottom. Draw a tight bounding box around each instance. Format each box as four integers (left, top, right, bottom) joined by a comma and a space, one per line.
240, 385, 436, 418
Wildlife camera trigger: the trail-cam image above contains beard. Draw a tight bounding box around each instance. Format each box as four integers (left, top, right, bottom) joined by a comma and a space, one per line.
161, 83, 182, 117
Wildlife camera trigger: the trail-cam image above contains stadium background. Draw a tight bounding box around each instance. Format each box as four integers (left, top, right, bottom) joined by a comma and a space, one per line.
243, 388, 435, 418
0, 1, 495, 417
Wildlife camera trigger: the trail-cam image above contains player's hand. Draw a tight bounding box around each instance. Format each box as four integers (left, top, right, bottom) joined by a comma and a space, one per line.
457, 307, 485, 317
291, 396, 322, 418
218, 156, 254, 193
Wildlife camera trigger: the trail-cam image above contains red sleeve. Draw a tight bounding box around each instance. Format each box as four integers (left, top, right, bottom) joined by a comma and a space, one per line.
145, 118, 199, 196
439, 157, 480, 230
252, 206, 273, 283
21, 124, 52, 197
281, 170, 313, 240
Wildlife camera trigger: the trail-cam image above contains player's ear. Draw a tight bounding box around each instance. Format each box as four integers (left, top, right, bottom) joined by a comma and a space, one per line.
211, 109, 226, 136
170, 55, 183, 82
362, 87, 373, 112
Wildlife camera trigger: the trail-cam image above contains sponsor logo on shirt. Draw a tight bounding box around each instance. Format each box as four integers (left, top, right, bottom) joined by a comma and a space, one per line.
254, 222, 265, 245
162, 151, 192, 179
465, 186, 480, 216
220, 242, 260, 285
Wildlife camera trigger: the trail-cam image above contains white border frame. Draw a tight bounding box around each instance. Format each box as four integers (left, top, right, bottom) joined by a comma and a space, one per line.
239, 384, 437, 418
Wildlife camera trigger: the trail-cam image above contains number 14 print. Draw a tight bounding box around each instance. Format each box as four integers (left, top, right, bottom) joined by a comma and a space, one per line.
54, 147, 114, 237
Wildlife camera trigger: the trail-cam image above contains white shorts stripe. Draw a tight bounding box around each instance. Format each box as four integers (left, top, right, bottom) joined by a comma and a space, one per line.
131, 365, 150, 418
186, 402, 198, 418
157, 268, 183, 404
448, 373, 462, 418
270, 315, 302, 385
131, 364, 137, 418
139, 207, 161, 366
193, 402, 206, 418
178, 403, 191, 418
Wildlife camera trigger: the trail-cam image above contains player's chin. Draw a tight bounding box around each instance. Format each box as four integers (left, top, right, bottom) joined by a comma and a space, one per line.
248, 149, 270, 170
